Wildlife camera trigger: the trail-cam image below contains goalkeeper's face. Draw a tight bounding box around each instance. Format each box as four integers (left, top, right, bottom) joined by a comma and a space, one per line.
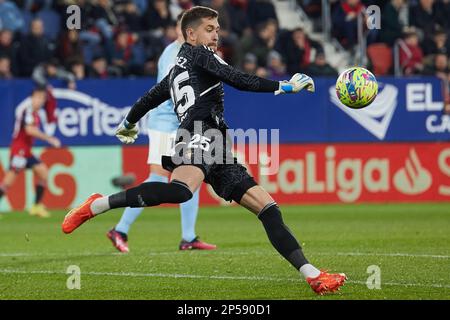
192, 17, 219, 52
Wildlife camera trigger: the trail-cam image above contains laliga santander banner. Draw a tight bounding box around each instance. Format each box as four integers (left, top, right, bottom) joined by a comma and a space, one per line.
124, 142, 450, 204
1, 143, 449, 210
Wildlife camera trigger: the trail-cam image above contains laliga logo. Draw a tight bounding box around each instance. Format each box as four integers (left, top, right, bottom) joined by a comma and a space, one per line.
15, 89, 146, 138
393, 149, 432, 195
329, 84, 398, 140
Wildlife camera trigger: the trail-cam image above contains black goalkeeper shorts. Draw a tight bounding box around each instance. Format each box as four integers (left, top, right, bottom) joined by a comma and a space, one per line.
161, 120, 257, 203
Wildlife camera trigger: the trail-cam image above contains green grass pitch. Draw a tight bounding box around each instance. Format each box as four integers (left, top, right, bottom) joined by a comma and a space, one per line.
0, 203, 449, 300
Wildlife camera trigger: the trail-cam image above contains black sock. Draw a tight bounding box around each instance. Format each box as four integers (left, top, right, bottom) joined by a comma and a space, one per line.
108, 180, 193, 209
258, 203, 309, 270
35, 184, 45, 204
0, 188, 4, 199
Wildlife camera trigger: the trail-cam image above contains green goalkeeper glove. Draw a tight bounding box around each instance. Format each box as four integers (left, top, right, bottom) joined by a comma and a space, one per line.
116, 119, 139, 144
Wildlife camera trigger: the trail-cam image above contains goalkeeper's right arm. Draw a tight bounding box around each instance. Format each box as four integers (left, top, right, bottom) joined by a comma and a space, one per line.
125, 73, 171, 124
116, 74, 171, 144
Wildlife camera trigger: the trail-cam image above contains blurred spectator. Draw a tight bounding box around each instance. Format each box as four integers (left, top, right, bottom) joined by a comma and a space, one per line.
297, 0, 322, 31
280, 28, 324, 75
116, 0, 143, 32
32, 58, 77, 89
241, 52, 258, 74
444, 0, 450, 26
88, 55, 121, 78
142, 56, 158, 76
169, 0, 194, 20
241, 19, 278, 67
0, 29, 14, 58
422, 28, 450, 56
0, 0, 25, 33
398, 30, 424, 75
423, 53, 450, 81
91, 0, 119, 40
17, 18, 53, 76
255, 66, 268, 78
111, 30, 138, 75
306, 52, 339, 77
248, 0, 278, 28
379, 0, 406, 46
142, 0, 173, 34
210, 0, 238, 63
35, 3, 61, 41
240, 51, 268, 78
227, 0, 251, 37
266, 50, 287, 78
8, 0, 450, 82
0, 54, 12, 79
210, 0, 231, 37
332, 0, 365, 50
57, 30, 83, 67
409, 0, 449, 38
0, 29, 17, 75
133, 0, 149, 14
444, 102, 450, 115
297, 0, 322, 19
162, 21, 178, 46
68, 58, 86, 80
141, 32, 166, 65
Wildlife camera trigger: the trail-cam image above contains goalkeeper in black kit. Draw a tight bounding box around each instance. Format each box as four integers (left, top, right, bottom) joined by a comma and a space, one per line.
62, 6, 346, 295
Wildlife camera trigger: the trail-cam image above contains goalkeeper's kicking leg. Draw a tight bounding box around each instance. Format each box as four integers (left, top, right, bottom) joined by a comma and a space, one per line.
236, 185, 346, 295
62, 164, 346, 295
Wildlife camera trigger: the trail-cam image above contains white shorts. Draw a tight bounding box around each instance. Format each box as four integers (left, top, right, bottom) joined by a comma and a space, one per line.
147, 129, 177, 165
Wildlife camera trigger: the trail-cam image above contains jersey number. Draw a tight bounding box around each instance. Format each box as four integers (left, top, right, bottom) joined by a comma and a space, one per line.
172, 71, 195, 116
188, 134, 211, 152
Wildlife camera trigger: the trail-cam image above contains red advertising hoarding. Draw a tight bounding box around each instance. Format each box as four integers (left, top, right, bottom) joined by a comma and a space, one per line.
123, 142, 450, 205
1, 143, 448, 210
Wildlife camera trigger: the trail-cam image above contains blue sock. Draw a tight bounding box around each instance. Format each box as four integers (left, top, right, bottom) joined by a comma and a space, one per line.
180, 188, 199, 242
115, 173, 168, 235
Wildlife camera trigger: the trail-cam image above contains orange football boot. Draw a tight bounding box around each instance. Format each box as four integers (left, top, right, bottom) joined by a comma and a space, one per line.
62, 193, 103, 234
307, 270, 347, 295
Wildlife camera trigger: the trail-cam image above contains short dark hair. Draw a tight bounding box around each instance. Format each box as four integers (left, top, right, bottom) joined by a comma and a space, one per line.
181, 6, 218, 40
46, 57, 60, 67
32, 86, 46, 93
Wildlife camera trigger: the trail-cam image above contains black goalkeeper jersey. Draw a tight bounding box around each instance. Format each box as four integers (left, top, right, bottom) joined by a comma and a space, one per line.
126, 42, 279, 131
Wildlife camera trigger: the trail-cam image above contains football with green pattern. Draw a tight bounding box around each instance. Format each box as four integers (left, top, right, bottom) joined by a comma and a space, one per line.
335, 67, 378, 109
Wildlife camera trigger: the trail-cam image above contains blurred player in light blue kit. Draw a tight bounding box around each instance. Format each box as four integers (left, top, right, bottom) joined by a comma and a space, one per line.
107, 13, 216, 252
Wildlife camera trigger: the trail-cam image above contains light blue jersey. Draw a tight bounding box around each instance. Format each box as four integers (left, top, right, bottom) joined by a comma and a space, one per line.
147, 41, 182, 132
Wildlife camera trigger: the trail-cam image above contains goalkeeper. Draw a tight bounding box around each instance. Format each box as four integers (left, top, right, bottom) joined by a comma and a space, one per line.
107, 13, 216, 253
62, 6, 346, 295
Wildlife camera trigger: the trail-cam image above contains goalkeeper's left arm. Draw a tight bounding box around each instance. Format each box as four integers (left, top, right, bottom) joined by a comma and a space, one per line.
193, 45, 314, 94
116, 74, 171, 144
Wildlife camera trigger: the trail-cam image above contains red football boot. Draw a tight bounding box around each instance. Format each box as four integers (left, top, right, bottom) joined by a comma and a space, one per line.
307, 270, 347, 295
107, 229, 129, 253
179, 237, 217, 250
62, 193, 103, 234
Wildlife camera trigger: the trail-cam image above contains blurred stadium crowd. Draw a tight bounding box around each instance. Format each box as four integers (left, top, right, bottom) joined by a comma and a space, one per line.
0, 0, 449, 93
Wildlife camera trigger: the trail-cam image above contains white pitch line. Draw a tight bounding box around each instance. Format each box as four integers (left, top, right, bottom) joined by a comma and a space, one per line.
0, 268, 449, 289
0, 251, 449, 259
330, 252, 450, 259
345, 279, 450, 289
0, 252, 123, 257
0, 253, 32, 257
146, 251, 450, 259
0, 269, 297, 282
